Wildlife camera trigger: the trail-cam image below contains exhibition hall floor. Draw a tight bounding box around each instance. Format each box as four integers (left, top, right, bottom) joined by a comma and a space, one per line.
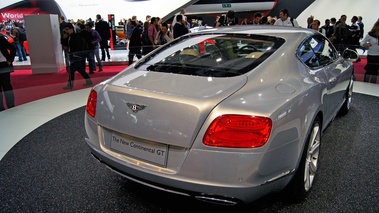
1, 82, 379, 161
1, 47, 379, 160
0, 84, 378, 212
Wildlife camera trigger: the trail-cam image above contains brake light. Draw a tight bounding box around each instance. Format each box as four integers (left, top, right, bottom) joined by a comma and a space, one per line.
203, 115, 272, 148
86, 90, 97, 117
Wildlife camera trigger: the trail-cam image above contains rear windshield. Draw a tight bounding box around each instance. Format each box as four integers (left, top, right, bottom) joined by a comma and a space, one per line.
136, 34, 285, 77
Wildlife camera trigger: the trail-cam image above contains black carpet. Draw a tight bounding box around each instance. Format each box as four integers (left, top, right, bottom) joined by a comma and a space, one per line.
1, 93, 379, 212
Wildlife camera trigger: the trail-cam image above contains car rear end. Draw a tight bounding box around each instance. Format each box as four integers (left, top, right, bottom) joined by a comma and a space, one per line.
84, 29, 304, 204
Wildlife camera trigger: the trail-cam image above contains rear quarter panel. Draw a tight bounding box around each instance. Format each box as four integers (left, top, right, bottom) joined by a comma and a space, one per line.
190, 37, 325, 181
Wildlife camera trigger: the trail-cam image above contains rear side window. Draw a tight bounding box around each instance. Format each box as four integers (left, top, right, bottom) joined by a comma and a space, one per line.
297, 34, 338, 68
298, 40, 319, 67
136, 34, 285, 77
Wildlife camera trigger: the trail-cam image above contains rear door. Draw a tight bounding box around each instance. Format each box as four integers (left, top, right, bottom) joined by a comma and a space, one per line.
297, 35, 339, 120
310, 34, 350, 118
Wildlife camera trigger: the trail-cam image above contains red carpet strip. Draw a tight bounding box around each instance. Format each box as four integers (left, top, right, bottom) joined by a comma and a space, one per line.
11, 65, 127, 106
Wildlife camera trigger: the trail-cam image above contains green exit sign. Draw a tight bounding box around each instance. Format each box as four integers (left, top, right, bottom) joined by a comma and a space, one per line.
222, 3, 231, 8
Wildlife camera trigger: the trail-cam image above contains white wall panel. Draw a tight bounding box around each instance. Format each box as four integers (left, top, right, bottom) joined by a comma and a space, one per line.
297, 0, 378, 37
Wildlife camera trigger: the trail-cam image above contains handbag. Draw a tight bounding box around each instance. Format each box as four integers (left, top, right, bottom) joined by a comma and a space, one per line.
0, 61, 14, 74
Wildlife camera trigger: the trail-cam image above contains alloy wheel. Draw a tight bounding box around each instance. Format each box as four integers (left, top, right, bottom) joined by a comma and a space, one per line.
346, 78, 354, 110
304, 122, 320, 191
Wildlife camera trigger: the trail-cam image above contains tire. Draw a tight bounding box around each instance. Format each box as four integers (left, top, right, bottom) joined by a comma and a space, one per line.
339, 76, 354, 116
286, 117, 321, 202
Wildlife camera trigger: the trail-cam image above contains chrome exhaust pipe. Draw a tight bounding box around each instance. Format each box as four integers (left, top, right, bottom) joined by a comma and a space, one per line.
195, 195, 240, 206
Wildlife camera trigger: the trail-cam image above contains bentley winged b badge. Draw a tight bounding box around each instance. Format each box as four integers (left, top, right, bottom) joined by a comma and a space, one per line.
126, 102, 147, 113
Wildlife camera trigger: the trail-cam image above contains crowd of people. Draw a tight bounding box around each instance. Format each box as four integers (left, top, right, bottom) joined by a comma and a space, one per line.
0, 21, 28, 62
0, 8, 379, 110
59, 8, 379, 88
286, 12, 378, 84
213, 9, 378, 84
219, 9, 365, 53
306, 14, 364, 53
62, 13, 188, 69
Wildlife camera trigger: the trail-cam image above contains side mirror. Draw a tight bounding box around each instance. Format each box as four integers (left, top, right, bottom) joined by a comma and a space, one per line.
342, 49, 359, 62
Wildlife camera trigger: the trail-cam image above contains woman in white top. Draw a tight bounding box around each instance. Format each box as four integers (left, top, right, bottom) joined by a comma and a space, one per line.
360, 21, 379, 83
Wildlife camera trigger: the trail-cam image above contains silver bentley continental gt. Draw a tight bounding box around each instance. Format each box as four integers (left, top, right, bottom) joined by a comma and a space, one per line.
84, 26, 358, 205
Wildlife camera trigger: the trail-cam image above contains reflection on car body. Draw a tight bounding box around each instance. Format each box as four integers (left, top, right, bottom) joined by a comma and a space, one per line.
84, 26, 359, 205
0, 31, 14, 43
115, 26, 126, 44
189, 25, 213, 33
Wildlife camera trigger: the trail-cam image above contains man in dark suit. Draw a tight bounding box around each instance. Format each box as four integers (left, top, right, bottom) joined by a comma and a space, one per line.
63, 23, 92, 90
173, 15, 189, 39
0, 33, 16, 111
128, 21, 142, 65
95, 14, 111, 61
59, 16, 69, 71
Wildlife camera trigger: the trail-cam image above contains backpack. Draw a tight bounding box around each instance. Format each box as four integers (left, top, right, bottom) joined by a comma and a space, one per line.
18, 28, 27, 41
79, 30, 92, 51
69, 32, 89, 54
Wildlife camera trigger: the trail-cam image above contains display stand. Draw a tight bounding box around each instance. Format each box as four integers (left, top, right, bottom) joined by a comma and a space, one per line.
24, 14, 64, 74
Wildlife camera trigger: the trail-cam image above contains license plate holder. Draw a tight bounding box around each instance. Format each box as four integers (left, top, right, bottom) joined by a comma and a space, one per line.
110, 132, 168, 167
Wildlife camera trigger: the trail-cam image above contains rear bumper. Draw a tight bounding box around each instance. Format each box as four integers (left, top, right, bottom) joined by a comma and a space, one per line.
86, 138, 292, 205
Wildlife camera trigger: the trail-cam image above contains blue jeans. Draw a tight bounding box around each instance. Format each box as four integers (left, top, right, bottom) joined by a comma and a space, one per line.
94, 46, 103, 70
85, 49, 95, 73
14, 42, 27, 61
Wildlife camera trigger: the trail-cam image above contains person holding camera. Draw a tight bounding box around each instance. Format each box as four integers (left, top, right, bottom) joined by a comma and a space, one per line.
215, 10, 238, 27
155, 22, 173, 46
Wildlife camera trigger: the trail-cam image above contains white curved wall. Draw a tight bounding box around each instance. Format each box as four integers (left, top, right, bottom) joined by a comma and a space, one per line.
0, 0, 192, 22
297, 0, 378, 37
56, 0, 193, 22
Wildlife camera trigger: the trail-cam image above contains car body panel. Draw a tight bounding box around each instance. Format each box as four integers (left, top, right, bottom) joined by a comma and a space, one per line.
96, 70, 247, 148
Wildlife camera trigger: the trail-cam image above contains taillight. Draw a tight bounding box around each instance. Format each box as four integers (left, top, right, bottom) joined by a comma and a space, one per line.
203, 115, 272, 148
86, 90, 97, 117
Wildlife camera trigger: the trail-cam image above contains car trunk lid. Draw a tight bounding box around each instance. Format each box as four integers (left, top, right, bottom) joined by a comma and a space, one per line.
96, 70, 247, 148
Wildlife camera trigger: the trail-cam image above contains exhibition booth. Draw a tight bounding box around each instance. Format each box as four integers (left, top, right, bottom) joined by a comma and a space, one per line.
0, 0, 378, 212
